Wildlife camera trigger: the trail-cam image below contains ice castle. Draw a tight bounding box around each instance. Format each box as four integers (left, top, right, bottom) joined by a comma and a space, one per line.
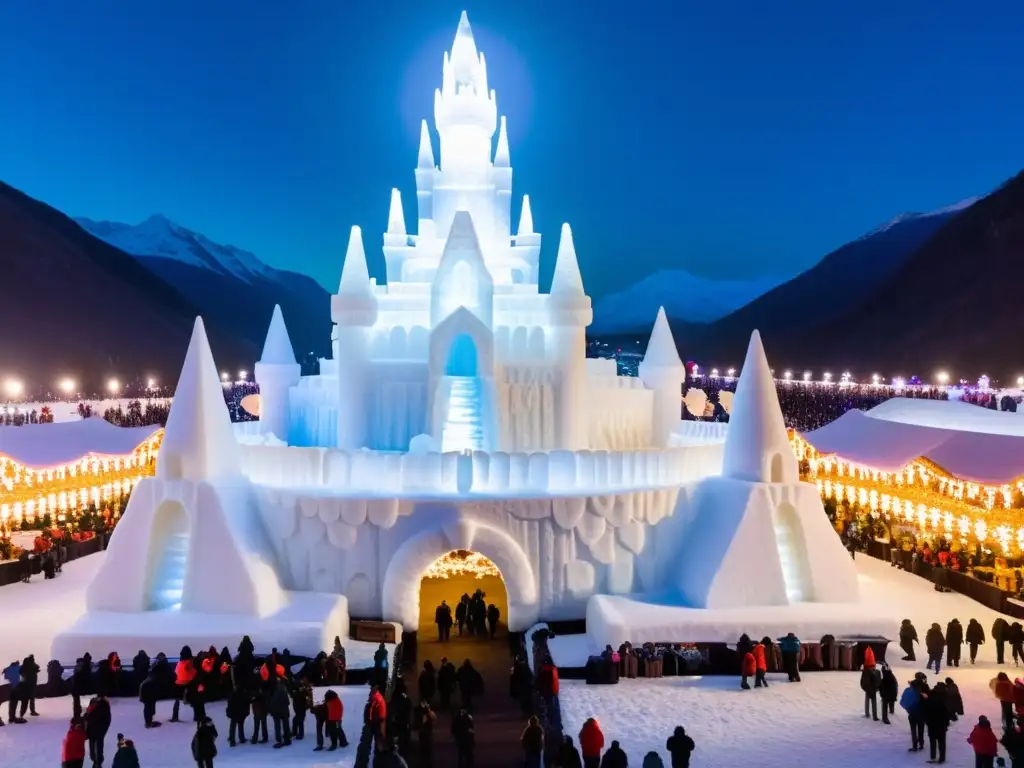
55, 13, 882, 660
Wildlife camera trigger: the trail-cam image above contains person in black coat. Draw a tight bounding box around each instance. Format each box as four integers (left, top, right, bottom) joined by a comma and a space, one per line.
72, 654, 94, 720
943, 676, 963, 723
139, 669, 163, 728
860, 662, 882, 721
418, 661, 436, 705
131, 651, 150, 695
1010, 622, 1024, 666
925, 623, 945, 674
600, 740, 628, 768
557, 734, 584, 768
456, 660, 483, 713
390, 689, 413, 758
486, 604, 500, 640
993, 617, 1009, 665
451, 708, 475, 768
666, 725, 695, 768
437, 658, 456, 712
434, 601, 453, 642
84, 694, 112, 767
269, 679, 292, 748
226, 675, 250, 746
736, 634, 754, 673
899, 620, 918, 662
192, 716, 218, 768
879, 664, 898, 724
510, 655, 534, 717
455, 596, 469, 637
966, 619, 986, 664
924, 681, 950, 763
945, 619, 963, 668
414, 700, 435, 767
19, 654, 39, 718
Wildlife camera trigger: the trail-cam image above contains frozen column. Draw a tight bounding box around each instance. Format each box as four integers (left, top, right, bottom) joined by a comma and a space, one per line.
333, 226, 378, 450
549, 223, 592, 450
254, 305, 301, 443
638, 307, 686, 448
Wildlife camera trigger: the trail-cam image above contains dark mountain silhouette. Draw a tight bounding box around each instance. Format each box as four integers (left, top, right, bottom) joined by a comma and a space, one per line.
0, 181, 256, 388
77, 215, 332, 371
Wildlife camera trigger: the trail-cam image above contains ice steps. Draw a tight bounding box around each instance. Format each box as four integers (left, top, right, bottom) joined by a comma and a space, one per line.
148, 532, 189, 611
441, 376, 484, 453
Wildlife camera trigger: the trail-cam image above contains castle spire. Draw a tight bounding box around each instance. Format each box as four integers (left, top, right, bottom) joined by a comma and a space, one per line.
418, 120, 435, 169
518, 195, 534, 236
450, 11, 479, 80
260, 304, 296, 365
387, 188, 406, 236
494, 115, 510, 167
550, 223, 585, 297
722, 330, 798, 483
158, 317, 241, 482
638, 307, 684, 374
338, 225, 372, 297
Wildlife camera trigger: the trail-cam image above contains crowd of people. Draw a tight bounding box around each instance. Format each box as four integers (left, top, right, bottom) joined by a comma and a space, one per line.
100, 383, 258, 428
432, 592, 501, 642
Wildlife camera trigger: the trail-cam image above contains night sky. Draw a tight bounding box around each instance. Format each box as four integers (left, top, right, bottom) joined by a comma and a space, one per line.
0, 0, 1021, 301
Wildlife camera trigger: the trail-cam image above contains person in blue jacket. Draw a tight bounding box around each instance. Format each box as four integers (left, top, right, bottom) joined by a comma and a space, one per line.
2, 660, 24, 724
778, 633, 801, 682
899, 672, 928, 752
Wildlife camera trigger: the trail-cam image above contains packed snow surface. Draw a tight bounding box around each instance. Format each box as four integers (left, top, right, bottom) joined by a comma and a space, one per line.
0, 419, 158, 467
0, 686, 368, 767
557, 555, 1017, 767
0, 554, 390, 669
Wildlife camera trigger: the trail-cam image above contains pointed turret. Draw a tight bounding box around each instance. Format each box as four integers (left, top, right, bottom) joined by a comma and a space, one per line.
639, 307, 685, 375
494, 115, 510, 167
550, 223, 585, 297
387, 188, 406, 236
722, 330, 798, 484
158, 317, 241, 482
518, 195, 534, 236
260, 304, 296, 365
418, 120, 435, 169
450, 10, 480, 84
338, 225, 372, 297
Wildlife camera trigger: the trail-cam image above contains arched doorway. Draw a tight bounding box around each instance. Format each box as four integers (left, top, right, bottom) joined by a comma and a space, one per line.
418, 550, 509, 642
145, 501, 190, 611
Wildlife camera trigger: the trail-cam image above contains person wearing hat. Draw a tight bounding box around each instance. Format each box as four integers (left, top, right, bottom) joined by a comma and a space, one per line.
860, 647, 882, 722
968, 715, 998, 768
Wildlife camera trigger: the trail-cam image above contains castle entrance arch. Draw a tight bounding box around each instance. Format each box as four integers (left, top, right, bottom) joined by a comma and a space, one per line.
381, 522, 538, 633
417, 550, 509, 641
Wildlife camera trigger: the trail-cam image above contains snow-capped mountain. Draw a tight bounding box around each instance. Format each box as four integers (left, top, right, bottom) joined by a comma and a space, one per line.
76, 214, 274, 283
590, 271, 786, 333
857, 196, 980, 241
76, 214, 332, 365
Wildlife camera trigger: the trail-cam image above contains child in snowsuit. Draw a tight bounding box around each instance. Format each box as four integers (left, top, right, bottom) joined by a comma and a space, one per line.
740, 651, 756, 690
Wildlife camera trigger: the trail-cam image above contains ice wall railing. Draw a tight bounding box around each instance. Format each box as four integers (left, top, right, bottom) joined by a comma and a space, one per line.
238, 443, 723, 497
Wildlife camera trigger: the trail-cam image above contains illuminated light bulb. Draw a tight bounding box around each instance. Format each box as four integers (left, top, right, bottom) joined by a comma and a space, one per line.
238, 370, 248, 381
784, 370, 792, 380
936, 371, 949, 385
726, 368, 736, 377
147, 378, 156, 390
220, 372, 229, 382
107, 378, 120, 395
3, 378, 23, 398
803, 371, 811, 382
59, 378, 75, 395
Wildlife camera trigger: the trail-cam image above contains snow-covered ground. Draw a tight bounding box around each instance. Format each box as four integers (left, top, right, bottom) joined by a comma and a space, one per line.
0, 553, 391, 669
0, 686, 368, 767
558, 555, 1015, 767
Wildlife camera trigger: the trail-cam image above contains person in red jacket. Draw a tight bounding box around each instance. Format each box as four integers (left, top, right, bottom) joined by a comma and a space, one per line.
366, 684, 388, 754
578, 717, 605, 768
968, 714, 999, 768
741, 651, 756, 690
753, 643, 769, 688
317, 688, 348, 752
538, 658, 560, 708
171, 646, 196, 723
62, 717, 87, 768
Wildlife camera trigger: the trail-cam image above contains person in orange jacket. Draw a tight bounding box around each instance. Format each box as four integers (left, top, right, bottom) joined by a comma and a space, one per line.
171, 646, 195, 723
578, 717, 605, 768
990, 671, 1015, 729
366, 684, 388, 754
741, 651, 756, 690
753, 642, 769, 688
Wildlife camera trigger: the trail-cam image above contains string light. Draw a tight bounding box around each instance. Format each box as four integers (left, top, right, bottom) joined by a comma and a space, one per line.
422, 550, 500, 580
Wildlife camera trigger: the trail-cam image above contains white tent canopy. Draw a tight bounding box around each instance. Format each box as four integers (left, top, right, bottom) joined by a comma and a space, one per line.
803, 399, 1024, 485
0, 420, 159, 468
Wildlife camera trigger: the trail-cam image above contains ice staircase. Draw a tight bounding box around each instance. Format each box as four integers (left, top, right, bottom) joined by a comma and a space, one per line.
772, 507, 813, 603
148, 532, 188, 611
441, 376, 485, 453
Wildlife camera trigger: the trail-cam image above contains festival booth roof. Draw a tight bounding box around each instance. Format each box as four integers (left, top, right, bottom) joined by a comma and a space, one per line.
0, 419, 160, 468
803, 401, 1024, 485
864, 397, 1024, 436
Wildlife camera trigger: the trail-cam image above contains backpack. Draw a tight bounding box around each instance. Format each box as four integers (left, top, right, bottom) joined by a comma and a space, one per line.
899, 686, 920, 712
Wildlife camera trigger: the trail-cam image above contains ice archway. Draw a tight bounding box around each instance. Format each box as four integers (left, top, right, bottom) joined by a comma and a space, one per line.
381, 521, 539, 631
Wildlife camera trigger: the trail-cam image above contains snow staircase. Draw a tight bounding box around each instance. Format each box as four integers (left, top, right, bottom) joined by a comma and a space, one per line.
772, 504, 814, 603
148, 532, 188, 611
441, 376, 485, 453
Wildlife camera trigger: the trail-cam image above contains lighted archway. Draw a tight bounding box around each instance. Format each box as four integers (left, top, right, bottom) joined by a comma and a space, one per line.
381, 521, 539, 631
417, 550, 509, 640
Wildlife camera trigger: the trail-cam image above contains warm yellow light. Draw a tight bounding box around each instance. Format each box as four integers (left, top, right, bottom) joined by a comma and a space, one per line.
422, 550, 500, 580
107, 378, 120, 394
58, 378, 75, 395
937, 371, 949, 385
1018, 376, 1024, 388
3, 379, 23, 398
147, 378, 156, 390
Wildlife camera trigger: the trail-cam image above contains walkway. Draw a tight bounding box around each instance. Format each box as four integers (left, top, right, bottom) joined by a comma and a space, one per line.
403, 625, 526, 767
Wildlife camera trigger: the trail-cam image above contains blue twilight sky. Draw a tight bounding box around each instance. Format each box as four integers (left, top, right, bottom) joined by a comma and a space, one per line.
0, 1, 1021, 301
